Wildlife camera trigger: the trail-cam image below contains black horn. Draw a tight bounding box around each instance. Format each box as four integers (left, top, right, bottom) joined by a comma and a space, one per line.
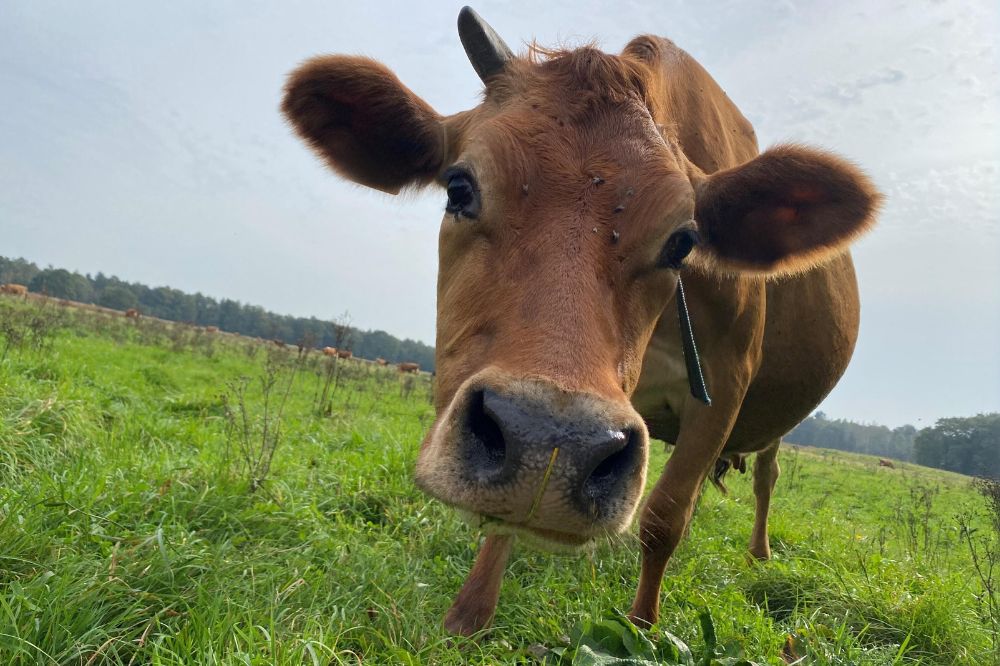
458, 6, 513, 83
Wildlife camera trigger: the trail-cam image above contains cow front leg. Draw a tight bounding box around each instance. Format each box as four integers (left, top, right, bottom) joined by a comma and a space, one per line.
749, 440, 780, 560
443, 533, 514, 636
628, 441, 719, 627
628, 386, 748, 627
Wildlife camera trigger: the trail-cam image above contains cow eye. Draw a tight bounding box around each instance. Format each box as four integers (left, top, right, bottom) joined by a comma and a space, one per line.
659, 227, 700, 269
444, 168, 480, 219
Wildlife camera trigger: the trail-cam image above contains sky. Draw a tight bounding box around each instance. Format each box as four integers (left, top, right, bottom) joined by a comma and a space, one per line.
0, 1, 997, 427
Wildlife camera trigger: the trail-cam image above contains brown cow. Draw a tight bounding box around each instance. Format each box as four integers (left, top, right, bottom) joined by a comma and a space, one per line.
0, 283, 28, 297
376, 357, 388, 366
337, 349, 353, 359
125, 308, 140, 319
397, 362, 420, 374
322, 346, 338, 356
283, 8, 879, 635
205, 325, 219, 333
878, 458, 895, 469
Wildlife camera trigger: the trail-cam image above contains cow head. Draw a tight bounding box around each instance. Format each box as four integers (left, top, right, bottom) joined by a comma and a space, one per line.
282, 8, 879, 548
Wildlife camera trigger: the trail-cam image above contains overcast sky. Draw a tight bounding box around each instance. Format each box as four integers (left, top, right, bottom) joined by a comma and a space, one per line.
1, 1, 997, 427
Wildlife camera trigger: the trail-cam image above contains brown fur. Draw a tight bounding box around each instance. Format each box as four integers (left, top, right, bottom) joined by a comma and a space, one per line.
397, 362, 419, 373
694, 144, 881, 275
337, 349, 353, 359
124, 308, 140, 319
321, 346, 337, 357
283, 23, 880, 636
0, 283, 28, 297
282, 56, 446, 194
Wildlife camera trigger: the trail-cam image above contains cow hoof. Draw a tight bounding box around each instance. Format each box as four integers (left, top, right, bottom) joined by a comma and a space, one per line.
747, 546, 772, 562
443, 604, 493, 637
626, 609, 655, 630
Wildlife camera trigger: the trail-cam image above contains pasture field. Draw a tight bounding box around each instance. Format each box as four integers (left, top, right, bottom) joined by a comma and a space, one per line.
0, 298, 996, 664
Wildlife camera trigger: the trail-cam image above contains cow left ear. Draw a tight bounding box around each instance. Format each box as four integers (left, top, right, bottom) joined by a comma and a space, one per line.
692, 144, 881, 275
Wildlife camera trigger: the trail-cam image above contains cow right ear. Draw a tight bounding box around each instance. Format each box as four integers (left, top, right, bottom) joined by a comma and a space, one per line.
282, 56, 449, 194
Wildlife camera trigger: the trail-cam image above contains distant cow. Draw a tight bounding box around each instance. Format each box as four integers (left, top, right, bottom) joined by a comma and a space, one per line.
375, 358, 388, 366
125, 308, 140, 319
878, 459, 895, 469
1, 283, 28, 297
205, 325, 219, 333
337, 350, 353, 359
397, 362, 419, 374
272, 339, 286, 348
322, 346, 338, 356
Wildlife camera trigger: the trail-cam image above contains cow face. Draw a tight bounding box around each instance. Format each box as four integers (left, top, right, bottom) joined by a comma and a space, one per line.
282, 14, 879, 547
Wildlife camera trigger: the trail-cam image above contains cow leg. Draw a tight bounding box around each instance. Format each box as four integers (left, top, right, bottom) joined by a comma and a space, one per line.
443, 534, 514, 636
628, 398, 745, 628
749, 439, 780, 560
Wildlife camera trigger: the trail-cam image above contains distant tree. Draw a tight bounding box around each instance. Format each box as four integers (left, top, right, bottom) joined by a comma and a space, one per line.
914, 414, 1000, 477
787, 412, 917, 461
29, 268, 92, 302
98, 285, 138, 311
0, 256, 41, 286
2, 254, 437, 369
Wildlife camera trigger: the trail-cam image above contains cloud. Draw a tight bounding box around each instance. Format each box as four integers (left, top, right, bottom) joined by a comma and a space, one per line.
820, 67, 906, 106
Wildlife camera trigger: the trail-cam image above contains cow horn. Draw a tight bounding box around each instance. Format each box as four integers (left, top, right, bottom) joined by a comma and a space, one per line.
458, 6, 513, 83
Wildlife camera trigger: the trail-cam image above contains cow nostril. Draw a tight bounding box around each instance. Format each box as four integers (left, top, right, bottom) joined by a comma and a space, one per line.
582, 427, 639, 505
464, 390, 507, 481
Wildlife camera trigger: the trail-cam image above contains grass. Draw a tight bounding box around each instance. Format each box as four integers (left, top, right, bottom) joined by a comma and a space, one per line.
0, 297, 996, 664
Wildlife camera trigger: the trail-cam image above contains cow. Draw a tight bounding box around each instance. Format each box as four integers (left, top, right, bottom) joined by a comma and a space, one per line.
1, 283, 28, 297
878, 458, 895, 469
376, 357, 388, 366
205, 325, 219, 333
322, 346, 338, 356
337, 349, 353, 359
125, 308, 140, 319
398, 362, 420, 374
282, 7, 880, 636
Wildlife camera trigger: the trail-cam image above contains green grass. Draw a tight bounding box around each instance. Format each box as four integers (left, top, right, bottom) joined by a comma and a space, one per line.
0, 299, 996, 664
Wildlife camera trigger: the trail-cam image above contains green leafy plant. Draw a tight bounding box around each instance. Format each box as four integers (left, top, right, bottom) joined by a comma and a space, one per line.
546, 611, 764, 666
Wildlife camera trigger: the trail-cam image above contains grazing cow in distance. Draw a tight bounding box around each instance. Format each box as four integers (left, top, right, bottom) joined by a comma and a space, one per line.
1, 283, 28, 297
397, 362, 420, 374
205, 325, 219, 333
337, 349, 353, 359
322, 346, 338, 356
125, 308, 140, 319
878, 458, 895, 469
283, 7, 879, 635
376, 357, 388, 366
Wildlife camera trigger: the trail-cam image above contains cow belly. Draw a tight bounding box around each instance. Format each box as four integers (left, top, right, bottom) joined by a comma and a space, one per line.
724, 252, 860, 452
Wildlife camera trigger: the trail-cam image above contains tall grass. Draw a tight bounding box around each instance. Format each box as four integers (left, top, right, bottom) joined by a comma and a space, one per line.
0, 296, 994, 664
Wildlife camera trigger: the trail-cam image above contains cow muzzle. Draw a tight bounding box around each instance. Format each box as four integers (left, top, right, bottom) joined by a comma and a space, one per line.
416, 369, 649, 546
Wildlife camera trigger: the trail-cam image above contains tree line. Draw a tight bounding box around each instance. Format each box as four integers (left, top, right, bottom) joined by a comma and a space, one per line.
788, 411, 999, 478
0, 255, 435, 370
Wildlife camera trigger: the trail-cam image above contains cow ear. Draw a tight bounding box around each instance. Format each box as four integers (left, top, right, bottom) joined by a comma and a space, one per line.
693, 145, 881, 274
282, 56, 449, 194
